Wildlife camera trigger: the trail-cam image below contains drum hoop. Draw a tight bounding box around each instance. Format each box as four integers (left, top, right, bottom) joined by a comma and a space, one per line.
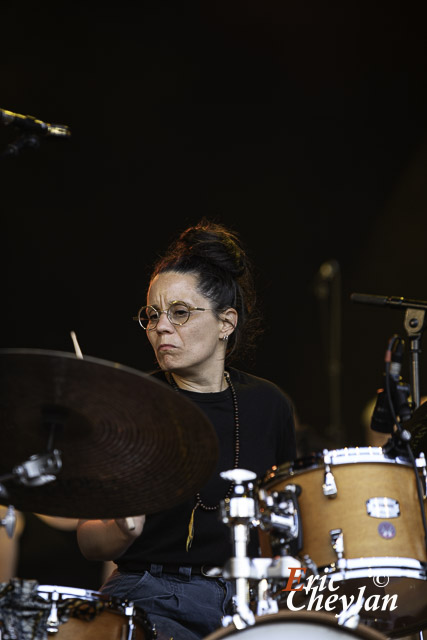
37, 585, 105, 599
37, 584, 116, 609
326, 448, 422, 467
36, 583, 156, 637
261, 447, 422, 486
217, 610, 387, 639
319, 557, 427, 580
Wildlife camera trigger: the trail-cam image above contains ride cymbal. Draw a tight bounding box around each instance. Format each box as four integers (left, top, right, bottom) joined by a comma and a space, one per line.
0, 349, 218, 519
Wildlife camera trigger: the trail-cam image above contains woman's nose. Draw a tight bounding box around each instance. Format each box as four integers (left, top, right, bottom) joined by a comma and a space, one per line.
155, 310, 174, 331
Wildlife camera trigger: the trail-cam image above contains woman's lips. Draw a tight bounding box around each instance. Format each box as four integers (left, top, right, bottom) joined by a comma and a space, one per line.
158, 344, 176, 351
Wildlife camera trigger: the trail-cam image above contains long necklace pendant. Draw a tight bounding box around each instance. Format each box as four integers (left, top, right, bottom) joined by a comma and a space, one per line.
186, 502, 199, 552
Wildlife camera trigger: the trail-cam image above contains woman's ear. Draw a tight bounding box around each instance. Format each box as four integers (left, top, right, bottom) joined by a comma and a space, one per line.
220, 308, 238, 340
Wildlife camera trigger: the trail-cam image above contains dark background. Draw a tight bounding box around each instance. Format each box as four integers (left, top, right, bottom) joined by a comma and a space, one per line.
2, 1, 427, 451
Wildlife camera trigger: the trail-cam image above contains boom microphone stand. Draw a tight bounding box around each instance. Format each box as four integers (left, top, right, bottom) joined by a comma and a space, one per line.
351, 293, 427, 409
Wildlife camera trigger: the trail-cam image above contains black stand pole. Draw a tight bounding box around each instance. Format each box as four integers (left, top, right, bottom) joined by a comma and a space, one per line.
404, 307, 426, 409
314, 260, 342, 446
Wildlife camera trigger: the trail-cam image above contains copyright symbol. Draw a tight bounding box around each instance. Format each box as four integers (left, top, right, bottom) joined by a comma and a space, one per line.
373, 575, 390, 587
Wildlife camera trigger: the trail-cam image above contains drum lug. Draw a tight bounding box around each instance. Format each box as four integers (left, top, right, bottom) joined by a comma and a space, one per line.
330, 528, 344, 560
257, 483, 302, 555
123, 602, 137, 640
268, 486, 300, 538
322, 451, 337, 498
419, 451, 427, 498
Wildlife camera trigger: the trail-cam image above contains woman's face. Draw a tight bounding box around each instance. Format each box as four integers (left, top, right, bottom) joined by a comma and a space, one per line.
146, 271, 231, 377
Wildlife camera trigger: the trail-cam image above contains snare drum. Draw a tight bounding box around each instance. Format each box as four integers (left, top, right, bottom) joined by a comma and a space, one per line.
0, 580, 154, 639
258, 447, 427, 637
203, 610, 387, 639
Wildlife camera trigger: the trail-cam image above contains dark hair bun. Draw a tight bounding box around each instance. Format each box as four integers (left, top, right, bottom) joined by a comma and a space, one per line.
174, 220, 246, 278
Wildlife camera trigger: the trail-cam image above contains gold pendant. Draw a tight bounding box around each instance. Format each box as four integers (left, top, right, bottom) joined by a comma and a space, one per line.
186, 503, 199, 552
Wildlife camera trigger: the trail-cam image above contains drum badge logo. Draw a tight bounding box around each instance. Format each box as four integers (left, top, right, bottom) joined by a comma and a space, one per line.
378, 521, 396, 539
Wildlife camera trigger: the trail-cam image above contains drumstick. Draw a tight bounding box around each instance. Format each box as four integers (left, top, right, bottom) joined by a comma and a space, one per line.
70, 331, 84, 359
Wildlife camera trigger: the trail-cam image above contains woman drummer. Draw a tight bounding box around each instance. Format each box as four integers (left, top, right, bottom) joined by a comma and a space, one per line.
77, 220, 296, 640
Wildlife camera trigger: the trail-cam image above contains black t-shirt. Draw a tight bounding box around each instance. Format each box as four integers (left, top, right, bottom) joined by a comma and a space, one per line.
116, 367, 296, 570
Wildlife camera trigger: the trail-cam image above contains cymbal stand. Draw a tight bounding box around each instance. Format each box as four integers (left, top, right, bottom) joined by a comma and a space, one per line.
219, 469, 257, 629
219, 469, 301, 629
15, 405, 64, 486
0, 405, 63, 511
0, 447, 61, 491
12, 449, 62, 487
0, 447, 62, 530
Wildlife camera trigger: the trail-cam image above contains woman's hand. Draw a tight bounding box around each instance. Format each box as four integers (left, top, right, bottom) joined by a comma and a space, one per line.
113, 516, 146, 538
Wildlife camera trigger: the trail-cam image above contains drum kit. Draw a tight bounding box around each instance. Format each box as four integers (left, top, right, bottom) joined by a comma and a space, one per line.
208, 445, 427, 640
0, 292, 426, 640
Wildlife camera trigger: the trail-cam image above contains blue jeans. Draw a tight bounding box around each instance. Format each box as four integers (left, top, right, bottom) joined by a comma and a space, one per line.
100, 565, 235, 640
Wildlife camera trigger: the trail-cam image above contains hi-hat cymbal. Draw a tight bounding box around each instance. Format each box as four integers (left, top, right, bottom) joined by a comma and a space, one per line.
0, 349, 218, 519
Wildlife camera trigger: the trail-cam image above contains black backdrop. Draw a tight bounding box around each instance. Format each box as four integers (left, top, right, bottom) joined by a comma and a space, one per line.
2, 1, 427, 451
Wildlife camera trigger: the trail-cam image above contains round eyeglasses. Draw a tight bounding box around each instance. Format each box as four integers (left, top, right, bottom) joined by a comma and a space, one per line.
133, 301, 209, 330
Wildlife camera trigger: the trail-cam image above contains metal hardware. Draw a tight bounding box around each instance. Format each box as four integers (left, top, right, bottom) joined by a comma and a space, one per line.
0, 505, 16, 538
256, 578, 279, 616
330, 528, 344, 560
322, 450, 337, 498
419, 452, 427, 498
13, 450, 62, 487
337, 598, 364, 629
124, 602, 136, 640
219, 469, 257, 628
46, 589, 60, 634
260, 485, 300, 537
302, 554, 318, 576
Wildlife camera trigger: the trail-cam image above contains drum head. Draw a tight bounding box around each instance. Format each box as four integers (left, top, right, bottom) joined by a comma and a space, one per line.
204, 611, 387, 639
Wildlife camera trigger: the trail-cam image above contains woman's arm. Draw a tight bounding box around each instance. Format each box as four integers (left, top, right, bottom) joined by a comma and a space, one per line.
77, 515, 145, 561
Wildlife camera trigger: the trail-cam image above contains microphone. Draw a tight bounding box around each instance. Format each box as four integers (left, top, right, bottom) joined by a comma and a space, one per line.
0, 108, 71, 138
351, 292, 427, 312
371, 336, 411, 433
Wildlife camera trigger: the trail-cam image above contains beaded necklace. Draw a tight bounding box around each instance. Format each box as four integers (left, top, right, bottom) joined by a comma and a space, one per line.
167, 370, 240, 551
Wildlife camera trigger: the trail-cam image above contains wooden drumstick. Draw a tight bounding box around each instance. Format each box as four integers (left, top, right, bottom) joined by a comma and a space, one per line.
70, 331, 84, 359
